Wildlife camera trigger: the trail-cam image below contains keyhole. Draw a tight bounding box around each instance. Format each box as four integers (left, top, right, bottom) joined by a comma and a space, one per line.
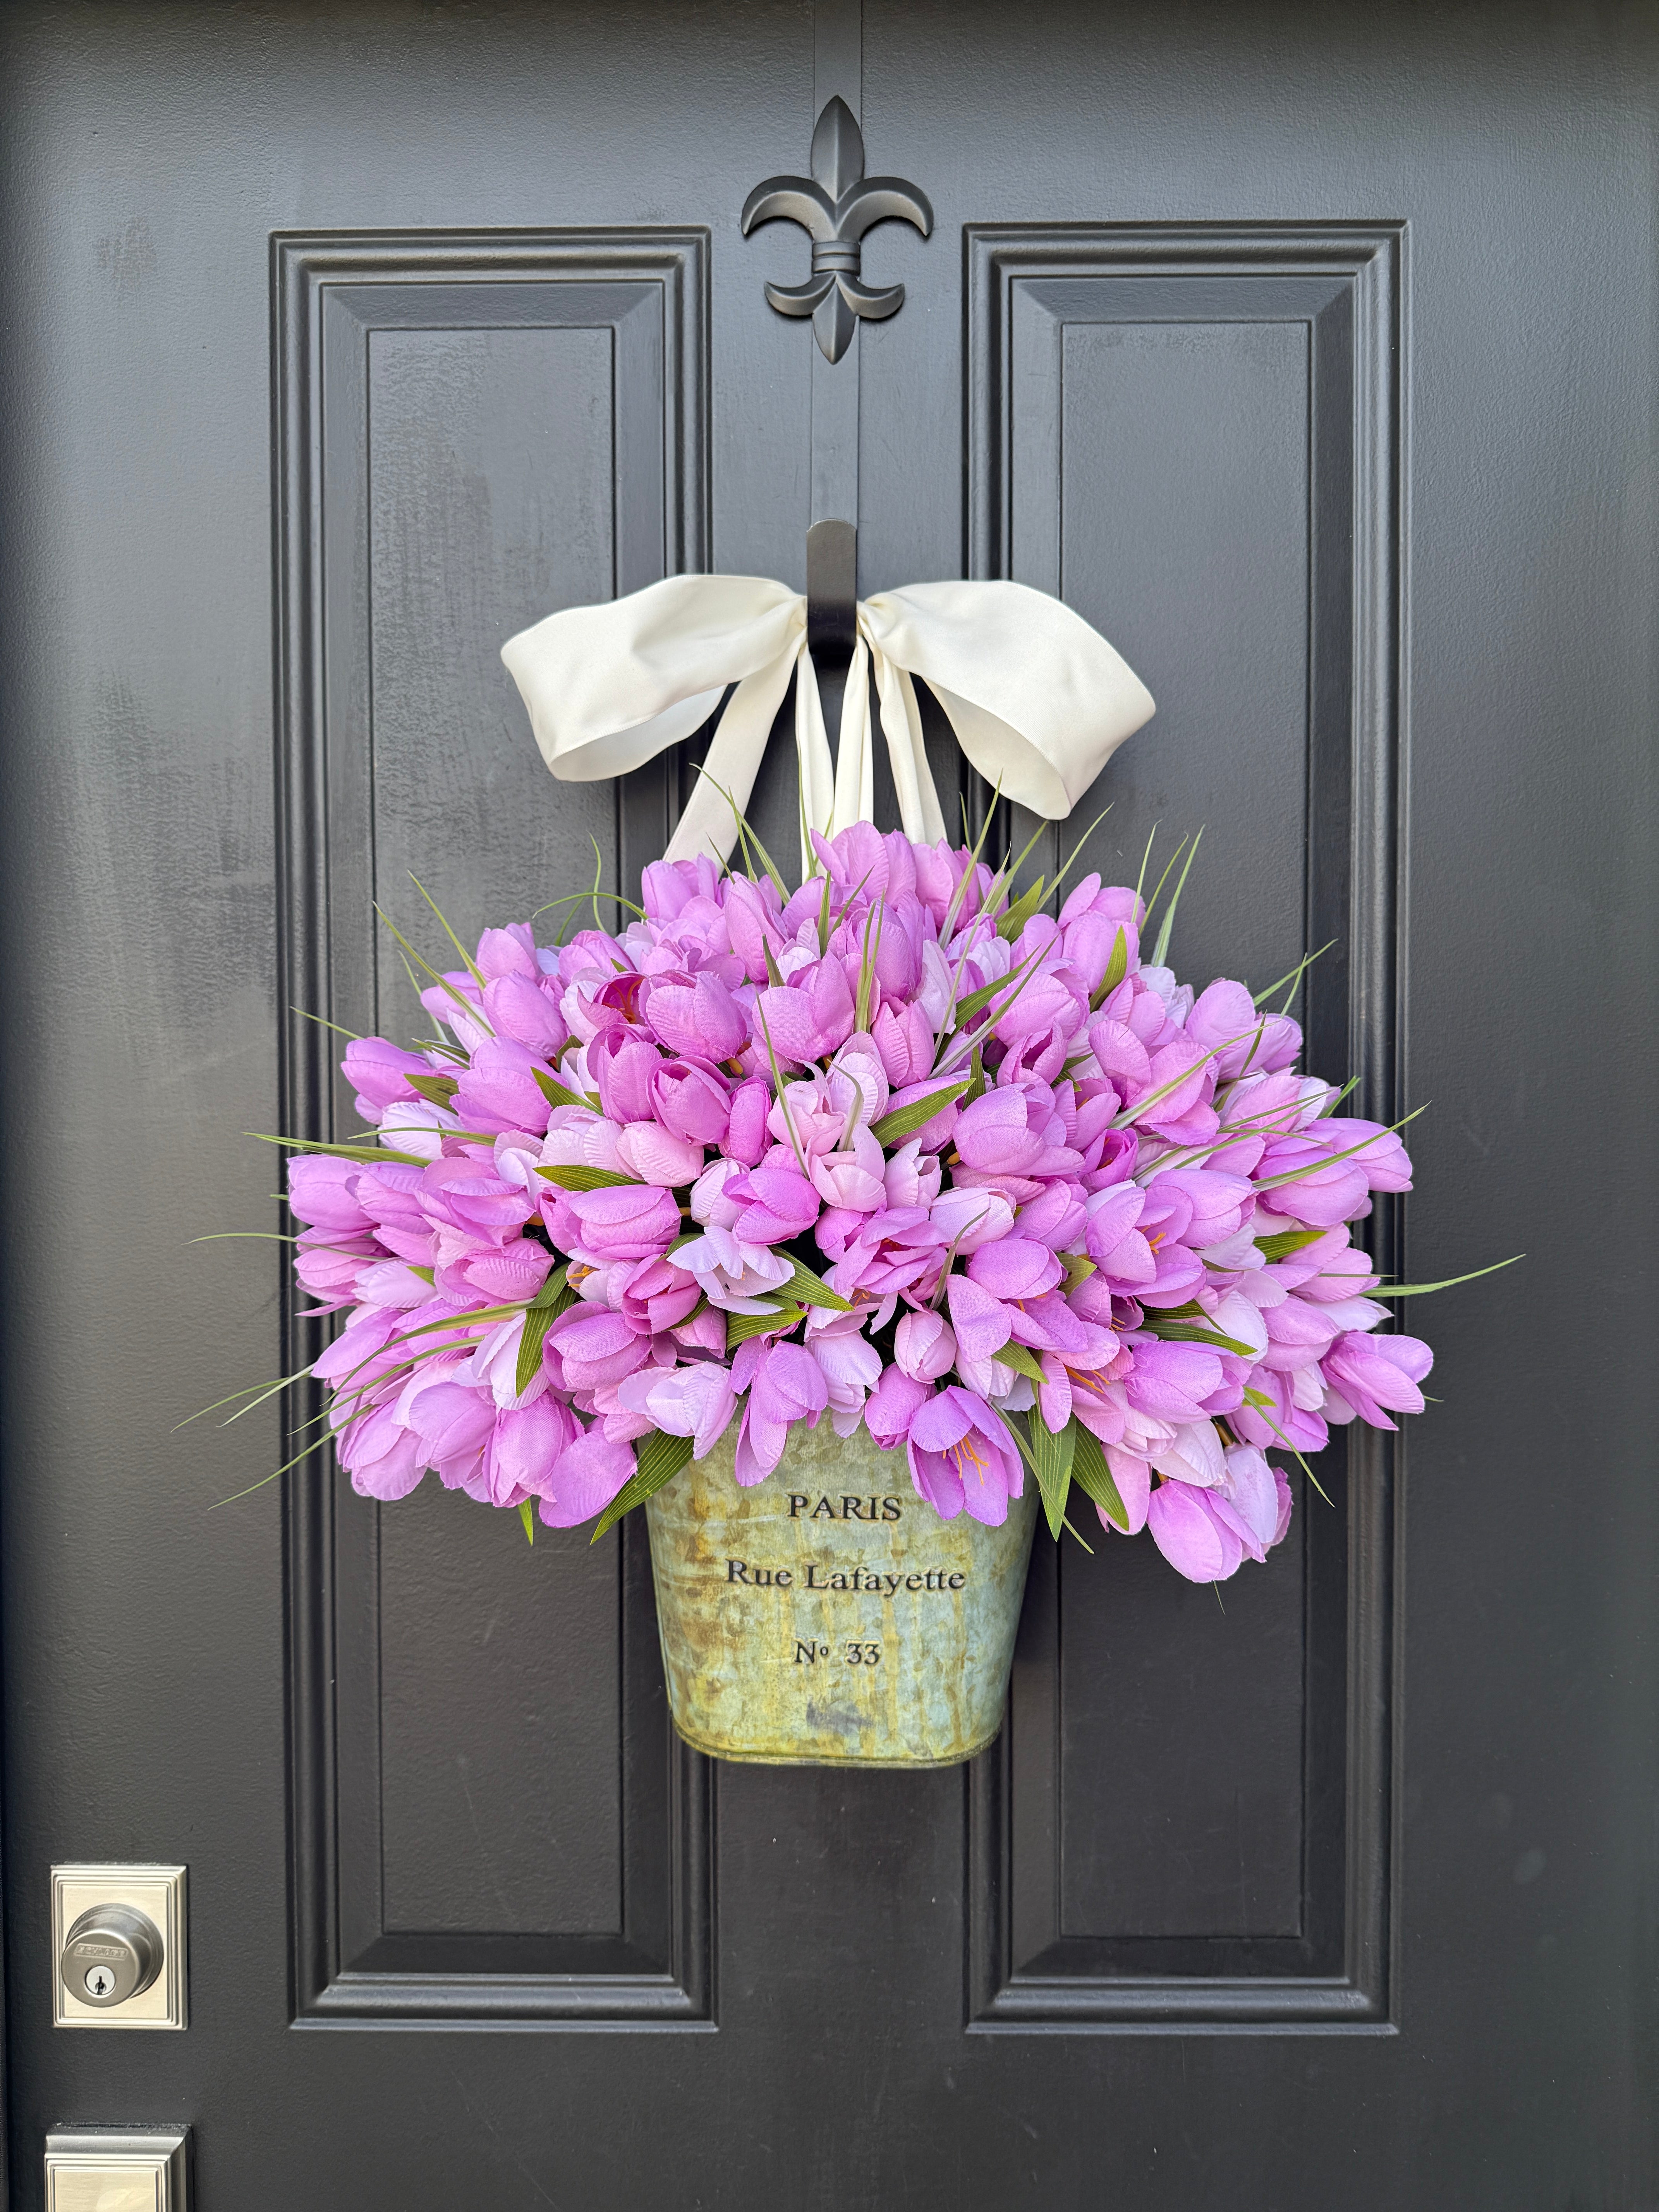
84, 1967, 112, 1999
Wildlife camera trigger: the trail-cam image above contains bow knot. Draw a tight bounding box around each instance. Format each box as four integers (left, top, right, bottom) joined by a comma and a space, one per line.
501, 574, 1155, 874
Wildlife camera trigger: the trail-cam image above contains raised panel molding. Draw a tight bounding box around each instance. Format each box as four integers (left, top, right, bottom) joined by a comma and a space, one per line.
963, 225, 1406, 2032
273, 232, 713, 2028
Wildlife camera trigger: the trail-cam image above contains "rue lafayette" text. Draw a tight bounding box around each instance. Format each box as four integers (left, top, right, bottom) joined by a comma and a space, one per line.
724, 1559, 967, 1593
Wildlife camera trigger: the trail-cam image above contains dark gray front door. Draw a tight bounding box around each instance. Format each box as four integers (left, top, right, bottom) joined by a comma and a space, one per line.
3, 3, 1652, 2205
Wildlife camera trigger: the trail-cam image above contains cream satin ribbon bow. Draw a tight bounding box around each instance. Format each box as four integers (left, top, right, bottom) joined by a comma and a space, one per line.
501, 574, 1155, 873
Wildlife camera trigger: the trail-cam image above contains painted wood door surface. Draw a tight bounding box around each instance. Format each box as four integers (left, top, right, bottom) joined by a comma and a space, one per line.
1, 3, 1652, 2205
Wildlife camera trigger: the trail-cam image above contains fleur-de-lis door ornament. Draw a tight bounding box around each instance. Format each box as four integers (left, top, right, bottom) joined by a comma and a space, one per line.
742, 96, 933, 363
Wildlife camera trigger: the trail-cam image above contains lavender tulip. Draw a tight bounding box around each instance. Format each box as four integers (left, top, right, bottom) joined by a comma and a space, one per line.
907, 1388, 1023, 1526
732, 1340, 829, 1484
537, 1429, 637, 1527
342, 1038, 430, 1119
1147, 1480, 1244, 1582
1321, 1330, 1433, 1429
895, 1309, 957, 1382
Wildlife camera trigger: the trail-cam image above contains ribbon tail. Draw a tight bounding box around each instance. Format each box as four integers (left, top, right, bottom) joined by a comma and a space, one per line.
664, 649, 799, 866
874, 653, 947, 846
831, 639, 874, 845
793, 644, 838, 877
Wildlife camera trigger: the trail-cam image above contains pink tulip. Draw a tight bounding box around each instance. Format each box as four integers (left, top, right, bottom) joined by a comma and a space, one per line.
647, 972, 748, 1062
479, 1397, 579, 1507
475, 924, 538, 979
1321, 1330, 1432, 1429
945, 1274, 1012, 1364
650, 1060, 732, 1144
483, 969, 565, 1055
593, 1032, 662, 1125
336, 1402, 426, 1501
895, 1310, 956, 1382
615, 1121, 705, 1187
752, 959, 855, 1065
726, 1163, 821, 1244
342, 1037, 429, 1118
538, 1428, 637, 1527
563, 1182, 680, 1261
930, 1186, 1014, 1252
1317, 1118, 1415, 1193
1147, 1479, 1244, 1582
865, 1364, 929, 1446
907, 1388, 1022, 1526
723, 1079, 771, 1165
287, 1155, 374, 1232
872, 1000, 934, 1086
615, 1362, 737, 1458
732, 1340, 828, 1484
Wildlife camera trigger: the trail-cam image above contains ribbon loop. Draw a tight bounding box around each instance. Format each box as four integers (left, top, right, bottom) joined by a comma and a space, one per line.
502, 572, 1154, 873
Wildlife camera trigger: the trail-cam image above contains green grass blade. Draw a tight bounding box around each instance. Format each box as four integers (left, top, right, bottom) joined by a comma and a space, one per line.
941, 780, 1004, 939
1362, 1255, 1524, 1297
688, 764, 788, 899
408, 874, 485, 988
869, 1079, 970, 1146
1149, 827, 1203, 968
1142, 1317, 1258, 1357
535, 1163, 639, 1191
854, 900, 885, 1033
292, 1006, 364, 1042
1070, 1424, 1129, 1532
1251, 1104, 1429, 1192
782, 1259, 852, 1312
725, 1302, 807, 1350
1045, 801, 1114, 910
1026, 1412, 1078, 1540
1252, 940, 1337, 1008
374, 903, 493, 1034
534, 1067, 598, 1114
590, 1429, 695, 1542
996, 875, 1049, 943
1255, 1226, 1326, 1261
515, 1272, 577, 1395
1140, 831, 1187, 929
997, 1342, 1046, 1387
247, 1133, 428, 1167
1089, 926, 1130, 1011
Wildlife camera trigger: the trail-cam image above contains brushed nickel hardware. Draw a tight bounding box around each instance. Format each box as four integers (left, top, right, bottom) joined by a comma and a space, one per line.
51, 1865, 187, 2030
45, 2128, 189, 2211
60, 1901, 162, 2007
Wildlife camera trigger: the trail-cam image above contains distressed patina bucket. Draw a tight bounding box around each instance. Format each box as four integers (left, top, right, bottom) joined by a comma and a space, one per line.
645, 1421, 1039, 1767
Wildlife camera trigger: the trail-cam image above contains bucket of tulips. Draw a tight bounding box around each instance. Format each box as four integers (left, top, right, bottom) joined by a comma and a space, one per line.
272, 806, 1471, 1769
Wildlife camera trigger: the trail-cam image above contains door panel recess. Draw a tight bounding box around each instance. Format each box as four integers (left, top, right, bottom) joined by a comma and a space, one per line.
273, 233, 714, 2027
963, 225, 1405, 2031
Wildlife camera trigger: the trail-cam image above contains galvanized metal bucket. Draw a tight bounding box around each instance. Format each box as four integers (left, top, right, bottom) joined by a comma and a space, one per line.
645, 1419, 1038, 1768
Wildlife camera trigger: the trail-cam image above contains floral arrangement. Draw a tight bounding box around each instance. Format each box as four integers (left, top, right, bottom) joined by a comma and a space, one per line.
282, 822, 1441, 1585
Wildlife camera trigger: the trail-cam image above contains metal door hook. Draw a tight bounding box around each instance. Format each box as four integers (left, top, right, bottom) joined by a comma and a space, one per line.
807, 519, 857, 666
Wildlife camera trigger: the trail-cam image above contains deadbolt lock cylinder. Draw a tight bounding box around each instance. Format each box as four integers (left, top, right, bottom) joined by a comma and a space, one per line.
60, 1903, 163, 2009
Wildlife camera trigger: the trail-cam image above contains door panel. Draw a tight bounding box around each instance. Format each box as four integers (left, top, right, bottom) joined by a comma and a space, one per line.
967, 230, 1398, 2026
276, 229, 714, 2026
2, 3, 1652, 2206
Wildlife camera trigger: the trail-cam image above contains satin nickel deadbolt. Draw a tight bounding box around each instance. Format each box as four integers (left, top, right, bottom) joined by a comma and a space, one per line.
51, 1865, 187, 2028
61, 1903, 162, 2008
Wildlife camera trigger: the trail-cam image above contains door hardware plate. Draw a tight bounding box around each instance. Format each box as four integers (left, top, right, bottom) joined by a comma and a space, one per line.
45, 2128, 189, 2210
51, 1865, 187, 2029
